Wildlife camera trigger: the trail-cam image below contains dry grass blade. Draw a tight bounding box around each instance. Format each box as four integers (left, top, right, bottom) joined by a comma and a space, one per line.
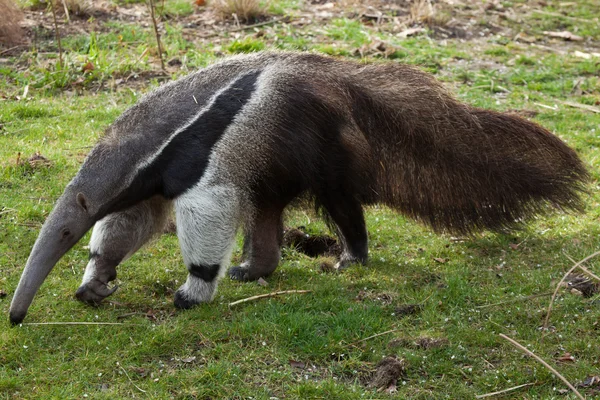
147, 0, 165, 71
49, 0, 63, 68
543, 250, 600, 331
475, 382, 535, 399
228, 290, 312, 306
22, 322, 144, 326
476, 292, 553, 309
347, 328, 400, 347
499, 334, 584, 400
117, 362, 147, 393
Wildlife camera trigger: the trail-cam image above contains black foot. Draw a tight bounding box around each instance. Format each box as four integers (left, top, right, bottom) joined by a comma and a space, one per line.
228, 265, 252, 281
174, 289, 200, 309
75, 281, 118, 306
335, 254, 368, 271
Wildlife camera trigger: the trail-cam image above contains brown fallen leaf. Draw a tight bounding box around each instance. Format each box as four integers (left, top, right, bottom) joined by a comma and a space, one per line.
433, 257, 447, 264
82, 61, 95, 73
556, 352, 575, 363
289, 360, 305, 369
181, 356, 196, 363
195, 0, 205, 5
543, 30, 584, 41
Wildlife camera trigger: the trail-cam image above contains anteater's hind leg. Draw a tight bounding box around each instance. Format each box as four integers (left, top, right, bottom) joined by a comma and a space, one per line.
229, 206, 284, 281
76, 196, 172, 305
320, 194, 368, 270
173, 184, 240, 309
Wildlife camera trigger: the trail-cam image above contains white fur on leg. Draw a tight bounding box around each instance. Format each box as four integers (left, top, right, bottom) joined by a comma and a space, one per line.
179, 274, 218, 303
175, 183, 240, 302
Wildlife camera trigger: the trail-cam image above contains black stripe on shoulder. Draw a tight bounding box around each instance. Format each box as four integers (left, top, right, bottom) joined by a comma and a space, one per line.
158, 69, 261, 198
102, 70, 262, 215
189, 263, 221, 282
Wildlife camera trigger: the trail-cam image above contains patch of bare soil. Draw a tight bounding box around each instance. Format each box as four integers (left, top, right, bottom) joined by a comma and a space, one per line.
283, 227, 341, 258
369, 356, 405, 393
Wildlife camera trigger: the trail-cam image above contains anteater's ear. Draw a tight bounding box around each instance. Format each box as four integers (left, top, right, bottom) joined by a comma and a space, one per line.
76, 192, 89, 213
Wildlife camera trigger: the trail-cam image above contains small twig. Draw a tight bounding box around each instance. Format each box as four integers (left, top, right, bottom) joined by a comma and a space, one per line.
476, 382, 535, 399
49, 0, 63, 68
0, 45, 27, 56
476, 292, 553, 309
532, 10, 595, 23
22, 322, 144, 326
543, 250, 600, 331
61, 0, 70, 22
199, 17, 286, 38
499, 334, 584, 400
347, 328, 400, 347
117, 362, 147, 393
116, 312, 147, 320
228, 290, 312, 306
533, 102, 558, 111
147, 0, 165, 71
561, 101, 600, 114
0, 208, 17, 216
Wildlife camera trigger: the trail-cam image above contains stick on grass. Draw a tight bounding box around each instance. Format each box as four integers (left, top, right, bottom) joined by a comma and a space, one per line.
475, 382, 535, 399
22, 322, 144, 326
347, 328, 400, 347
118, 362, 147, 393
228, 290, 311, 306
499, 334, 584, 400
543, 250, 600, 331
476, 292, 553, 309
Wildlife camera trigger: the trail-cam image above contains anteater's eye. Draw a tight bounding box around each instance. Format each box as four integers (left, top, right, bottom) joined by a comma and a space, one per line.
62, 229, 71, 238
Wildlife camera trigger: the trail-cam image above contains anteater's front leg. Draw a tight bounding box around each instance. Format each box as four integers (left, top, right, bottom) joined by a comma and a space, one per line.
76, 196, 172, 305
229, 206, 284, 281
173, 184, 240, 309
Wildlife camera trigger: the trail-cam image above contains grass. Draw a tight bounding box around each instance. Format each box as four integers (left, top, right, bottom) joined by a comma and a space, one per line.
1, 0, 600, 398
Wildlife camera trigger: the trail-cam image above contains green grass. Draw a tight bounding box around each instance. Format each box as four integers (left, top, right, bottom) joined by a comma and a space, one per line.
1, 0, 600, 398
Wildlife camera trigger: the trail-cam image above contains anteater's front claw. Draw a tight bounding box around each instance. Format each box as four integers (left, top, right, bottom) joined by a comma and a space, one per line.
75, 280, 118, 306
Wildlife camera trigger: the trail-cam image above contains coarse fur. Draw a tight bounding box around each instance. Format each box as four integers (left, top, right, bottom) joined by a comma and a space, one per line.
9, 51, 588, 324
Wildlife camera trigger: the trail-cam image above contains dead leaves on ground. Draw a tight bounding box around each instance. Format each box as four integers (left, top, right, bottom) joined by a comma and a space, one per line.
15, 151, 52, 171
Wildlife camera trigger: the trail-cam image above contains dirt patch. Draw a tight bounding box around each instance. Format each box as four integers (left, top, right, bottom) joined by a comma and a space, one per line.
283, 227, 341, 258
356, 289, 395, 305
368, 356, 405, 393
394, 304, 423, 317
563, 273, 600, 298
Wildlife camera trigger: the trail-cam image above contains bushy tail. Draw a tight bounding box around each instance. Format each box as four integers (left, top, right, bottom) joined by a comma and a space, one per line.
349, 65, 589, 235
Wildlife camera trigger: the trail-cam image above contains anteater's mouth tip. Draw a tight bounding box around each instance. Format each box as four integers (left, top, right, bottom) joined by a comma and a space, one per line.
9, 312, 25, 326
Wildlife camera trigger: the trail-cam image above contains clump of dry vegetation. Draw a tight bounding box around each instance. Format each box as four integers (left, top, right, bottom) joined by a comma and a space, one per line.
410, 0, 448, 27
29, 0, 94, 18
210, 0, 267, 22
0, 0, 24, 46
56, 0, 94, 18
